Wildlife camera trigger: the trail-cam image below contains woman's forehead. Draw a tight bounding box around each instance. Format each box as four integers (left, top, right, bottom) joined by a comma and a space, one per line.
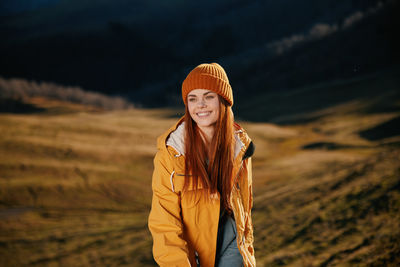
188, 89, 216, 96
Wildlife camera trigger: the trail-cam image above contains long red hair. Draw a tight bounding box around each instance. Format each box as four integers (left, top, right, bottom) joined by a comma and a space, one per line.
184, 96, 235, 213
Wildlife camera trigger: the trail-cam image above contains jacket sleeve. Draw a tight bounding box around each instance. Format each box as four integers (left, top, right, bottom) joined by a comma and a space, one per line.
148, 150, 191, 267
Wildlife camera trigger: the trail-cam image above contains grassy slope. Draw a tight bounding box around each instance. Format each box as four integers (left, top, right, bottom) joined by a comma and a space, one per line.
0, 104, 180, 266
242, 69, 400, 266
0, 71, 399, 266
246, 115, 400, 266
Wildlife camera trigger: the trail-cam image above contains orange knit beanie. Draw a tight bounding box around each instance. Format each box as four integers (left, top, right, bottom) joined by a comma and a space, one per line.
182, 63, 233, 106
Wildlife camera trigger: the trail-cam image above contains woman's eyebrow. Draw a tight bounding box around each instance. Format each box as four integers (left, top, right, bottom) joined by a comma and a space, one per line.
188, 91, 215, 97
203, 91, 215, 95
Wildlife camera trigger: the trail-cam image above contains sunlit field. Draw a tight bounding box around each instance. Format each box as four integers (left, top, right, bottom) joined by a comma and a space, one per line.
0, 102, 173, 266
1, 73, 399, 266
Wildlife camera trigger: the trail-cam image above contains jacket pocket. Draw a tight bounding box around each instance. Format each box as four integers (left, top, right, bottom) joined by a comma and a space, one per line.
181, 188, 205, 209
173, 172, 205, 209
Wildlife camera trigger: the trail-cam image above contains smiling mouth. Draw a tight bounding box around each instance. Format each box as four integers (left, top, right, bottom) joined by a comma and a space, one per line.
196, 111, 211, 117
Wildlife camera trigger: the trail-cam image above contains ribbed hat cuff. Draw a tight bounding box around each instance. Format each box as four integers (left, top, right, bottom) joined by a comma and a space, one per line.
182, 74, 233, 106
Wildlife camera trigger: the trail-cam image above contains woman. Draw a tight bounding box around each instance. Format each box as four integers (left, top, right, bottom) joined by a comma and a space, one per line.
148, 63, 256, 267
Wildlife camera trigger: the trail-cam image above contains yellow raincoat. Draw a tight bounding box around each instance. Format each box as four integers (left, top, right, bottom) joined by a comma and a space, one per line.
148, 117, 256, 267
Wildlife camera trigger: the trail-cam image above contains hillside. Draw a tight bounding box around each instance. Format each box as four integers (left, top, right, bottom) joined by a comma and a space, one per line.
0, 106, 171, 266
0, 69, 399, 266
0, 0, 398, 107
236, 66, 400, 123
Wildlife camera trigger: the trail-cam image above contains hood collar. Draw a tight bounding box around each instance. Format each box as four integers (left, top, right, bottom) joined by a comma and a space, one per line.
161, 117, 248, 160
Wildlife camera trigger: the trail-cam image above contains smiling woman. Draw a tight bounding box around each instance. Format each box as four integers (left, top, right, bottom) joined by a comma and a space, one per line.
148, 63, 256, 267
187, 89, 220, 142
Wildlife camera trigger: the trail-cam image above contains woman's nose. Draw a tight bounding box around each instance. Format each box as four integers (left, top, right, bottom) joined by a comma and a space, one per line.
197, 99, 206, 107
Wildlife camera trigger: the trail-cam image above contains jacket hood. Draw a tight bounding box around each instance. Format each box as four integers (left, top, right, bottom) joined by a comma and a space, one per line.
156, 116, 254, 161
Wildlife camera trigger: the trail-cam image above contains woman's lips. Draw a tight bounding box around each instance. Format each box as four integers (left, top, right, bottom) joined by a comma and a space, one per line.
196, 111, 211, 117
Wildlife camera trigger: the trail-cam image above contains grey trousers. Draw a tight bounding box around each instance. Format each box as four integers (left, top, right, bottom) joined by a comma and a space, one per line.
215, 215, 244, 267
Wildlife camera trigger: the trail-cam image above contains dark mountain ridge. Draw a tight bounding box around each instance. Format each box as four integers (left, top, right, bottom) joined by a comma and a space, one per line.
0, 0, 398, 109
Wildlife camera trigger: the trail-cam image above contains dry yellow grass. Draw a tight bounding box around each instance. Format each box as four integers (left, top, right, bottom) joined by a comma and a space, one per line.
0, 95, 399, 266
249, 108, 400, 266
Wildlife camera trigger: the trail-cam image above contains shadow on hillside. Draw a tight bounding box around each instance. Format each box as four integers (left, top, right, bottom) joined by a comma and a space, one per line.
236, 67, 400, 124
0, 98, 46, 114
359, 116, 400, 141
157, 109, 184, 119
301, 142, 367, 150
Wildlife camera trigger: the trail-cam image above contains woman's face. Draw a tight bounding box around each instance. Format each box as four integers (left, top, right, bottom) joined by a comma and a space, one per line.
187, 89, 220, 132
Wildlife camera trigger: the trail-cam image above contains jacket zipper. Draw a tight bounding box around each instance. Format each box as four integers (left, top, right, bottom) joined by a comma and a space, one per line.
195, 250, 200, 267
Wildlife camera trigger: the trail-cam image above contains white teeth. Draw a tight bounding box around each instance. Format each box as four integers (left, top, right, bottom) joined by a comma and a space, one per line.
197, 112, 211, 117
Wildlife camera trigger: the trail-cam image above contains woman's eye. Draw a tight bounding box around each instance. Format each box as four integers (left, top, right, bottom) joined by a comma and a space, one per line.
206, 95, 215, 100
188, 98, 196, 102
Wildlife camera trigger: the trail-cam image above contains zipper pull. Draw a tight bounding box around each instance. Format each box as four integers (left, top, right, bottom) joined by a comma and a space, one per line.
195, 251, 200, 267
